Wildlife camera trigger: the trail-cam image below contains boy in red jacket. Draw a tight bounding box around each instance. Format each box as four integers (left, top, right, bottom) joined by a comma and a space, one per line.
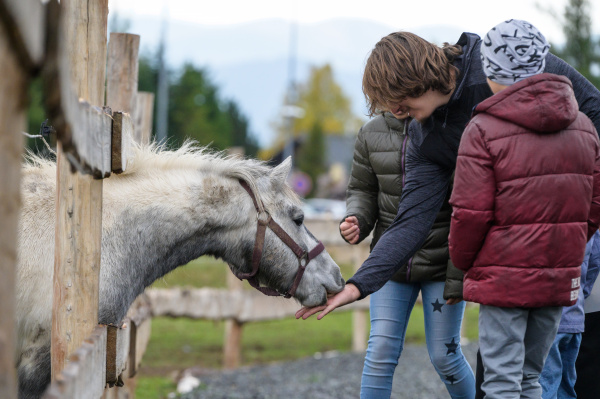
449, 19, 600, 399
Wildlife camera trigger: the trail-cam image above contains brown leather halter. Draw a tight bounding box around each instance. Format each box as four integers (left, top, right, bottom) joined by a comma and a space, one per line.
237, 179, 325, 298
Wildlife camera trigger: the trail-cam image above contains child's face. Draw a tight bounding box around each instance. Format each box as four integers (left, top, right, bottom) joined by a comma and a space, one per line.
388, 89, 453, 123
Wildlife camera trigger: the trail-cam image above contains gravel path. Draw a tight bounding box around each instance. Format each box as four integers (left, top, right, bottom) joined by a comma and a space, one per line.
182, 343, 479, 399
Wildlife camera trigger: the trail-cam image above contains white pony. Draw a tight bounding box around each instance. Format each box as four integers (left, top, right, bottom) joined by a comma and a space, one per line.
15, 142, 345, 398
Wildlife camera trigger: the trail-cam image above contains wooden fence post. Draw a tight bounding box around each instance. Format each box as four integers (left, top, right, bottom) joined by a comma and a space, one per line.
105, 46, 150, 398
106, 33, 140, 123
223, 147, 246, 369
51, 0, 108, 382
223, 272, 244, 369
0, 12, 28, 398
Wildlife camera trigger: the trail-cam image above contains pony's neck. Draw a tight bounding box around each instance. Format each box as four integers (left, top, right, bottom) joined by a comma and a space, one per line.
98, 174, 251, 324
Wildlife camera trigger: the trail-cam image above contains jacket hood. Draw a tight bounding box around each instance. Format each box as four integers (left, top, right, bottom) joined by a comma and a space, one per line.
449, 32, 481, 104
474, 73, 579, 132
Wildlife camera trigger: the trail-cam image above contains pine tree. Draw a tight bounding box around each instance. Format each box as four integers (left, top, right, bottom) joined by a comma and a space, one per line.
551, 0, 600, 87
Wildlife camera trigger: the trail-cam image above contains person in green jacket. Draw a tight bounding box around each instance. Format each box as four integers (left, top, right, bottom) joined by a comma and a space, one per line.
340, 113, 474, 398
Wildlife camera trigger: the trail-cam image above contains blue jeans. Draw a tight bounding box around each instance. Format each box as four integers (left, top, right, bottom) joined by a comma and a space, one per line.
540, 333, 582, 399
360, 280, 475, 399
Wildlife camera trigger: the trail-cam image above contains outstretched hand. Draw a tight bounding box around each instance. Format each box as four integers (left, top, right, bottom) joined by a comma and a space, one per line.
340, 216, 360, 244
295, 284, 361, 320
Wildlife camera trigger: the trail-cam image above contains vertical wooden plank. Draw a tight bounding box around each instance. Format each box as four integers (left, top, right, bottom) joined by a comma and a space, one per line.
134, 92, 154, 145
111, 112, 133, 174
0, 18, 27, 399
223, 147, 245, 369
223, 271, 244, 369
223, 318, 244, 369
43, 327, 107, 399
352, 244, 369, 352
107, 33, 139, 172
52, 0, 108, 380
106, 33, 139, 115
61, 0, 107, 106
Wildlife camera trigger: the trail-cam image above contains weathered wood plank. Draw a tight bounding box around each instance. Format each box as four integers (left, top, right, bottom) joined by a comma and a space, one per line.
131, 318, 151, 376
51, 0, 108, 380
146, 287, 370, 322
223, 268, 244, 369
41, 0, 111, 177
106, 33, 139, 116
223, 319, 244, 370
62, 0, 107, 107
104, 322, 130, 387
72, 101, 112, 179
0, 15, 28, 399
124, 295, 152, 378
134, 92, 154, 145
52, 148, 104, 380
0, 0, 46, 70
43, 327, 107, 399
111, 112, 133, 174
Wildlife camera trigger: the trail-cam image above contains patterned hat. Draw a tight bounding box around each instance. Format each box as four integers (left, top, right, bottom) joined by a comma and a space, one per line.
481, 19, 550, 85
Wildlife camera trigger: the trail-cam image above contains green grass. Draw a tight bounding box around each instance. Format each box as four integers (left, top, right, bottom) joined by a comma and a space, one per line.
137, 255, 480, 398
136, 376, 177, 399
151, 257, 229, 289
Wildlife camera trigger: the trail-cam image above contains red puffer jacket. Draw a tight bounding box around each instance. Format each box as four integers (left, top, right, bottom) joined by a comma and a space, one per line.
449, 73, 600, 308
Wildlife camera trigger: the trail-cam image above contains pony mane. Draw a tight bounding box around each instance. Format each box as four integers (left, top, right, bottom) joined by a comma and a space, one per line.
22, 140, 300, 212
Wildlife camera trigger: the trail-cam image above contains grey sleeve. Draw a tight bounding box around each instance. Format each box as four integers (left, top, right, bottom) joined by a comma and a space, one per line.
546, 53, 600, 135
347, 139, 453, 298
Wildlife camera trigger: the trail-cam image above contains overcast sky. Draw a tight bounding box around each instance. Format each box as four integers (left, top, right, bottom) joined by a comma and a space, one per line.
107, 0, 600, 147
109, 0, 599, 45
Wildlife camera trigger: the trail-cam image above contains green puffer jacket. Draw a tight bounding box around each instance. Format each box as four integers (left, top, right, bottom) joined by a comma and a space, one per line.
342, 113, 463, 299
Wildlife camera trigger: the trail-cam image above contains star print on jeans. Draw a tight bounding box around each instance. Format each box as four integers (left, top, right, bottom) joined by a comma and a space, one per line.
446, 375, 457, 385
431, 298, 444, 312
445, 337, 458, 355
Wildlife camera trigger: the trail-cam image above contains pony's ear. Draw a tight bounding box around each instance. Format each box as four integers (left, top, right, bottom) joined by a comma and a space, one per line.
270, 156, 292, 185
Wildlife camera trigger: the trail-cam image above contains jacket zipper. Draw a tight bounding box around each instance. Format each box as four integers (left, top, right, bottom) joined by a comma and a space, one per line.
401, 123, 414, 281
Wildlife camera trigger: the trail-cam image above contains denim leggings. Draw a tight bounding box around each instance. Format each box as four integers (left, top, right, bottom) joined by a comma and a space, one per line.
360, 280, 475, 399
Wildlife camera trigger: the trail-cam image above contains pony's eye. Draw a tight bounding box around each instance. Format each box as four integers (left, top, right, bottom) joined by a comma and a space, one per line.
293, 214, 304, 226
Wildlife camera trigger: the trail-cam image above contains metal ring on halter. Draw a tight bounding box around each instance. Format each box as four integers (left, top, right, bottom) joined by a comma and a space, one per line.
299, 252, 308, 268
407, 112, 410, 117
256, 210, 270, 225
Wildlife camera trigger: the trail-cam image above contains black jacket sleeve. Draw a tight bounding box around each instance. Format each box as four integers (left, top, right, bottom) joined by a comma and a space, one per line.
546, 53, 600, 135
347, 138, 453, 298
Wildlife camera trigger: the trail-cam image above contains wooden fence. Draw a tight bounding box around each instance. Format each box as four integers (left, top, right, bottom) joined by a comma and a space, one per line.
0, 0, 154, 398
146, 217, 373, 369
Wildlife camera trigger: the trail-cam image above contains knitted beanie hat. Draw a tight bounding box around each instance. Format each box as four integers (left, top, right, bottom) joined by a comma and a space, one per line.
481, 19, 550, 85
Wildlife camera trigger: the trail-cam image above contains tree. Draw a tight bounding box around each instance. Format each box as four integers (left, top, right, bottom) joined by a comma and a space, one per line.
548, 0, 600, 87
225, 101, 259, 155
25, 55, 257, 156
295, 64, 362, 136
169, 64, 232, 149
139, 60, 258, 155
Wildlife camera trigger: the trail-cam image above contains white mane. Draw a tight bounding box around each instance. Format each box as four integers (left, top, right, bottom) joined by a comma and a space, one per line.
22, 140, 300, 212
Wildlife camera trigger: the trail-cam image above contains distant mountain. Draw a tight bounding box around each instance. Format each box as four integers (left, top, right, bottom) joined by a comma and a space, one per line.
126, 16, 465, 147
